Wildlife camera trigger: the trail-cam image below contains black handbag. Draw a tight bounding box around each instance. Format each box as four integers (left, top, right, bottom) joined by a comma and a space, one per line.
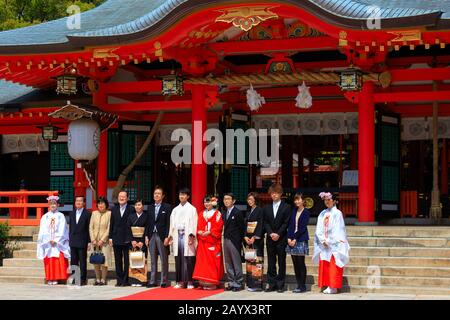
89, 247, 105, 265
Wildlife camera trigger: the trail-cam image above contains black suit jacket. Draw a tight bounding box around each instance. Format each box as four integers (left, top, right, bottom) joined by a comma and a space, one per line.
263, 201, 292, 244
222, 206, 245, 252
109, 204, 135, 246
69, 208, 91, 248
146, 202, 172, 240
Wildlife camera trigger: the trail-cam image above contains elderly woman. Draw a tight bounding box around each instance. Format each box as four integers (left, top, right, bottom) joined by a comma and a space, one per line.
89, 196, 112, 286
312, 192, 350, 294
36, 195, 70, 285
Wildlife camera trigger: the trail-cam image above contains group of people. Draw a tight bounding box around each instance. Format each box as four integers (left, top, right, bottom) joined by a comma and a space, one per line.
36, 184, 350, 294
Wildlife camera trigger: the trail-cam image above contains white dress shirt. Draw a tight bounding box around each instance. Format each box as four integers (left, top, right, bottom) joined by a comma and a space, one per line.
273, 200, 281, 218
75, 208, 83, 224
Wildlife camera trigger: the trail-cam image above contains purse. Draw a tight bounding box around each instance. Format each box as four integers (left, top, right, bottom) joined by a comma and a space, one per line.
244, 246, 257, 261
89, 247, 105, 265
129, 249, 146, 269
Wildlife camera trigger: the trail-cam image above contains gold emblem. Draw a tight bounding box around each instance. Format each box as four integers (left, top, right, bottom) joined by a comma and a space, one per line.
216, 6, 279, 32
92, 48, 119, 59
304, 197, 314, 209
387, 30, 421, 43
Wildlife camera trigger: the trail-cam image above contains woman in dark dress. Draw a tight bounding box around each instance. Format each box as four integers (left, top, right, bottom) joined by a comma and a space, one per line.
286, 192, 310, 293
127, 198, 149, 287
244, 192, 265, 292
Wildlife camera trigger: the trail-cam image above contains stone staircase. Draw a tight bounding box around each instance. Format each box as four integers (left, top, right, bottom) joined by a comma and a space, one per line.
1, 226, 450, 295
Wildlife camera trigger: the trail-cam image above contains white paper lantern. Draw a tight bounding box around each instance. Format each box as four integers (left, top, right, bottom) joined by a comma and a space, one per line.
68, 119, 100, 160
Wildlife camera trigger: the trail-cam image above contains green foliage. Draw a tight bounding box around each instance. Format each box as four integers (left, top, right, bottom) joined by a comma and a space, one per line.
0, 222, 10, 265
0, 0, 105, 31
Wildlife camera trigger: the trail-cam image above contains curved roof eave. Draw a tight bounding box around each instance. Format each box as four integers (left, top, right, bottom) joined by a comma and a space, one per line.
0, 0, 447, 55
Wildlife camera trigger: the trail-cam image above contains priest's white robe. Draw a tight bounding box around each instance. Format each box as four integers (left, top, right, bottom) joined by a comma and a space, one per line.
169, 202, 198, 257
312, 206, 350, 268
37, 211, 71, 260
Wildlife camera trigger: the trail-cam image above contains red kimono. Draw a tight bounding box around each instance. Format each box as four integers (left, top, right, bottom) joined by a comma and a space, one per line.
193, 209, 224, 285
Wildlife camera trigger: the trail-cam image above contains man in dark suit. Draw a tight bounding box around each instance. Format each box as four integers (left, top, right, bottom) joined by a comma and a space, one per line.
109, 190, 135, 287
69, 196, 90, 286
145, 186, 172, 288
263, 184, 291, 293
222, 193, 245, 292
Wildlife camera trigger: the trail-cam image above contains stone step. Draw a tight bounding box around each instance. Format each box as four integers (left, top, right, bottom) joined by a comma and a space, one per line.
28, 226, 450, 242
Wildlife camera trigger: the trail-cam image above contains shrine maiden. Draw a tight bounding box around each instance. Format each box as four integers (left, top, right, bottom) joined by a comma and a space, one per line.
312, 192, 350, 294
36, 195, 70, 285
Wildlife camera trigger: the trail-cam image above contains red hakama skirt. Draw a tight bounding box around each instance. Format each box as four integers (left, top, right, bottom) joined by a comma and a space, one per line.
44, 252, 69, 281
318, 255, 343, 289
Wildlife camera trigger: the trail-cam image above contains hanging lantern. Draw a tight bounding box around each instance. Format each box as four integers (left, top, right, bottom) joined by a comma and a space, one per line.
339, 68, 363, 91
68, 119, 100, 161
162, 74, 184, 96
56, 68, 78, 95
295, 81, 313, 109
246, 84, 266, 111
41, 124, 59, 141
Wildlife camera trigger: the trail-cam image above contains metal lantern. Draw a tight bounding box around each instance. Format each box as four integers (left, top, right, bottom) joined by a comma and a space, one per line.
162, 74, 184, 96
339, 68, 363, 91
56, 68, 78, 95
42, 125, 59, 140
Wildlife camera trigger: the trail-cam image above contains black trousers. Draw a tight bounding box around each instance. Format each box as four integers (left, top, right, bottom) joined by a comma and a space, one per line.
70, 246, 88, 282
266, 239, 287, 289
113, 245, 129, 285
291, 255, 307, 289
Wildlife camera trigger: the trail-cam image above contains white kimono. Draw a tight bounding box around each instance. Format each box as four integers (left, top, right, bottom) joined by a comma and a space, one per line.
312, 206, 350, 268
36, 211, 70, 260
169, 202, 198, 257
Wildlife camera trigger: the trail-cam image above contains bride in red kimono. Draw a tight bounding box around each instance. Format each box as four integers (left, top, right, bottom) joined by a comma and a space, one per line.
193, 196, 224, 290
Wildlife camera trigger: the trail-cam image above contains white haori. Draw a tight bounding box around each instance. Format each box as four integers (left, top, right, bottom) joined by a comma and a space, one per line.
36, 211, 70, 260
312, 206, 350, 268
169, 201, 198, 257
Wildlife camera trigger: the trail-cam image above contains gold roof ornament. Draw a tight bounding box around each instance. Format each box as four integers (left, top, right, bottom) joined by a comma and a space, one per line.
216, 6, 278, 32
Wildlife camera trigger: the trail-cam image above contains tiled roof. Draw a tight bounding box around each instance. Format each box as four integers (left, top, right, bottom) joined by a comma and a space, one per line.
0, 0, 448, 50
0, 80, 35, 105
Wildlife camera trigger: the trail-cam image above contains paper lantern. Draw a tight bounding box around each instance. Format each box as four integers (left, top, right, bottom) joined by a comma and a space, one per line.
68, 119, 100, 160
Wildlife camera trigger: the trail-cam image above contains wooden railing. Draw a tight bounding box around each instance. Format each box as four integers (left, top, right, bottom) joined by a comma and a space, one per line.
400, 191, 418, 218
0, 190, 59, 226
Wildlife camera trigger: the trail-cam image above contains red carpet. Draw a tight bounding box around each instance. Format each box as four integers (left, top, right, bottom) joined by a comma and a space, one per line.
115, 287, 225, 300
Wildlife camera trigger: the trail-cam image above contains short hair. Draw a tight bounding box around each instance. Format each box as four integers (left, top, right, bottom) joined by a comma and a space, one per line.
97, 196, 109, 209
154, 185, 165, 196
75, 196, 85, 203
134, 198, 144, 205
223, 192, 235, 200
179, 188, 191, 197
268, 183, 283, 195
293, 192, 303, 201
247, 192, 259, 205
118, 190, 128, 197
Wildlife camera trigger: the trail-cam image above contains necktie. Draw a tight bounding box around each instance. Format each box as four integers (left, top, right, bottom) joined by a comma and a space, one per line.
227, 209, 231, 220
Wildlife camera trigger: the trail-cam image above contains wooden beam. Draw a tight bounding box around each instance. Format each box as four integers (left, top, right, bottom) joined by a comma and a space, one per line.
103, 100, 193, 112
374, 91, 450, 103
101, 80, 163, 94
207, 36, 338, 55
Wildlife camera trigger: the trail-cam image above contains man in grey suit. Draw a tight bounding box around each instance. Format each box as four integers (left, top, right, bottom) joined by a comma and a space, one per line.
145, 186, 172, 288
222, 193, 245, 292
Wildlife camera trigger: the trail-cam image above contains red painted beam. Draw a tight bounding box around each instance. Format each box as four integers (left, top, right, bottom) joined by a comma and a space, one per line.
391, 68, 450, 83
116, 111, 222, 124
101, 80, 163, 94
207, 36, 338, 55
374, 91, 450, 103
103, 100, 193, 112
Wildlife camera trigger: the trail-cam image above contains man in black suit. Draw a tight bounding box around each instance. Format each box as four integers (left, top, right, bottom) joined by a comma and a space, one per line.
69, 196, 90, 286
145, 186, 172, 288
109, 190, 135, 287
263, 184, 291, 293
222, 193, 245, 292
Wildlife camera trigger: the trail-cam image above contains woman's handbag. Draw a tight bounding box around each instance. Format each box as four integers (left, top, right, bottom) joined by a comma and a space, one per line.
244, 245, 257, 261
89, 247, 105, 265
285, 240, 309, 256
129, 249, 146, 269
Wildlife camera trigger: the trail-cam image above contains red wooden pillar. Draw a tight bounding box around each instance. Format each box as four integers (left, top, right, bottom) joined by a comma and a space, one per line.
191, 85, 207, 212
74, 160, 88, 199
93, 90, 108, 206
358, 82, 376, 223
441, 139, 448, 195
